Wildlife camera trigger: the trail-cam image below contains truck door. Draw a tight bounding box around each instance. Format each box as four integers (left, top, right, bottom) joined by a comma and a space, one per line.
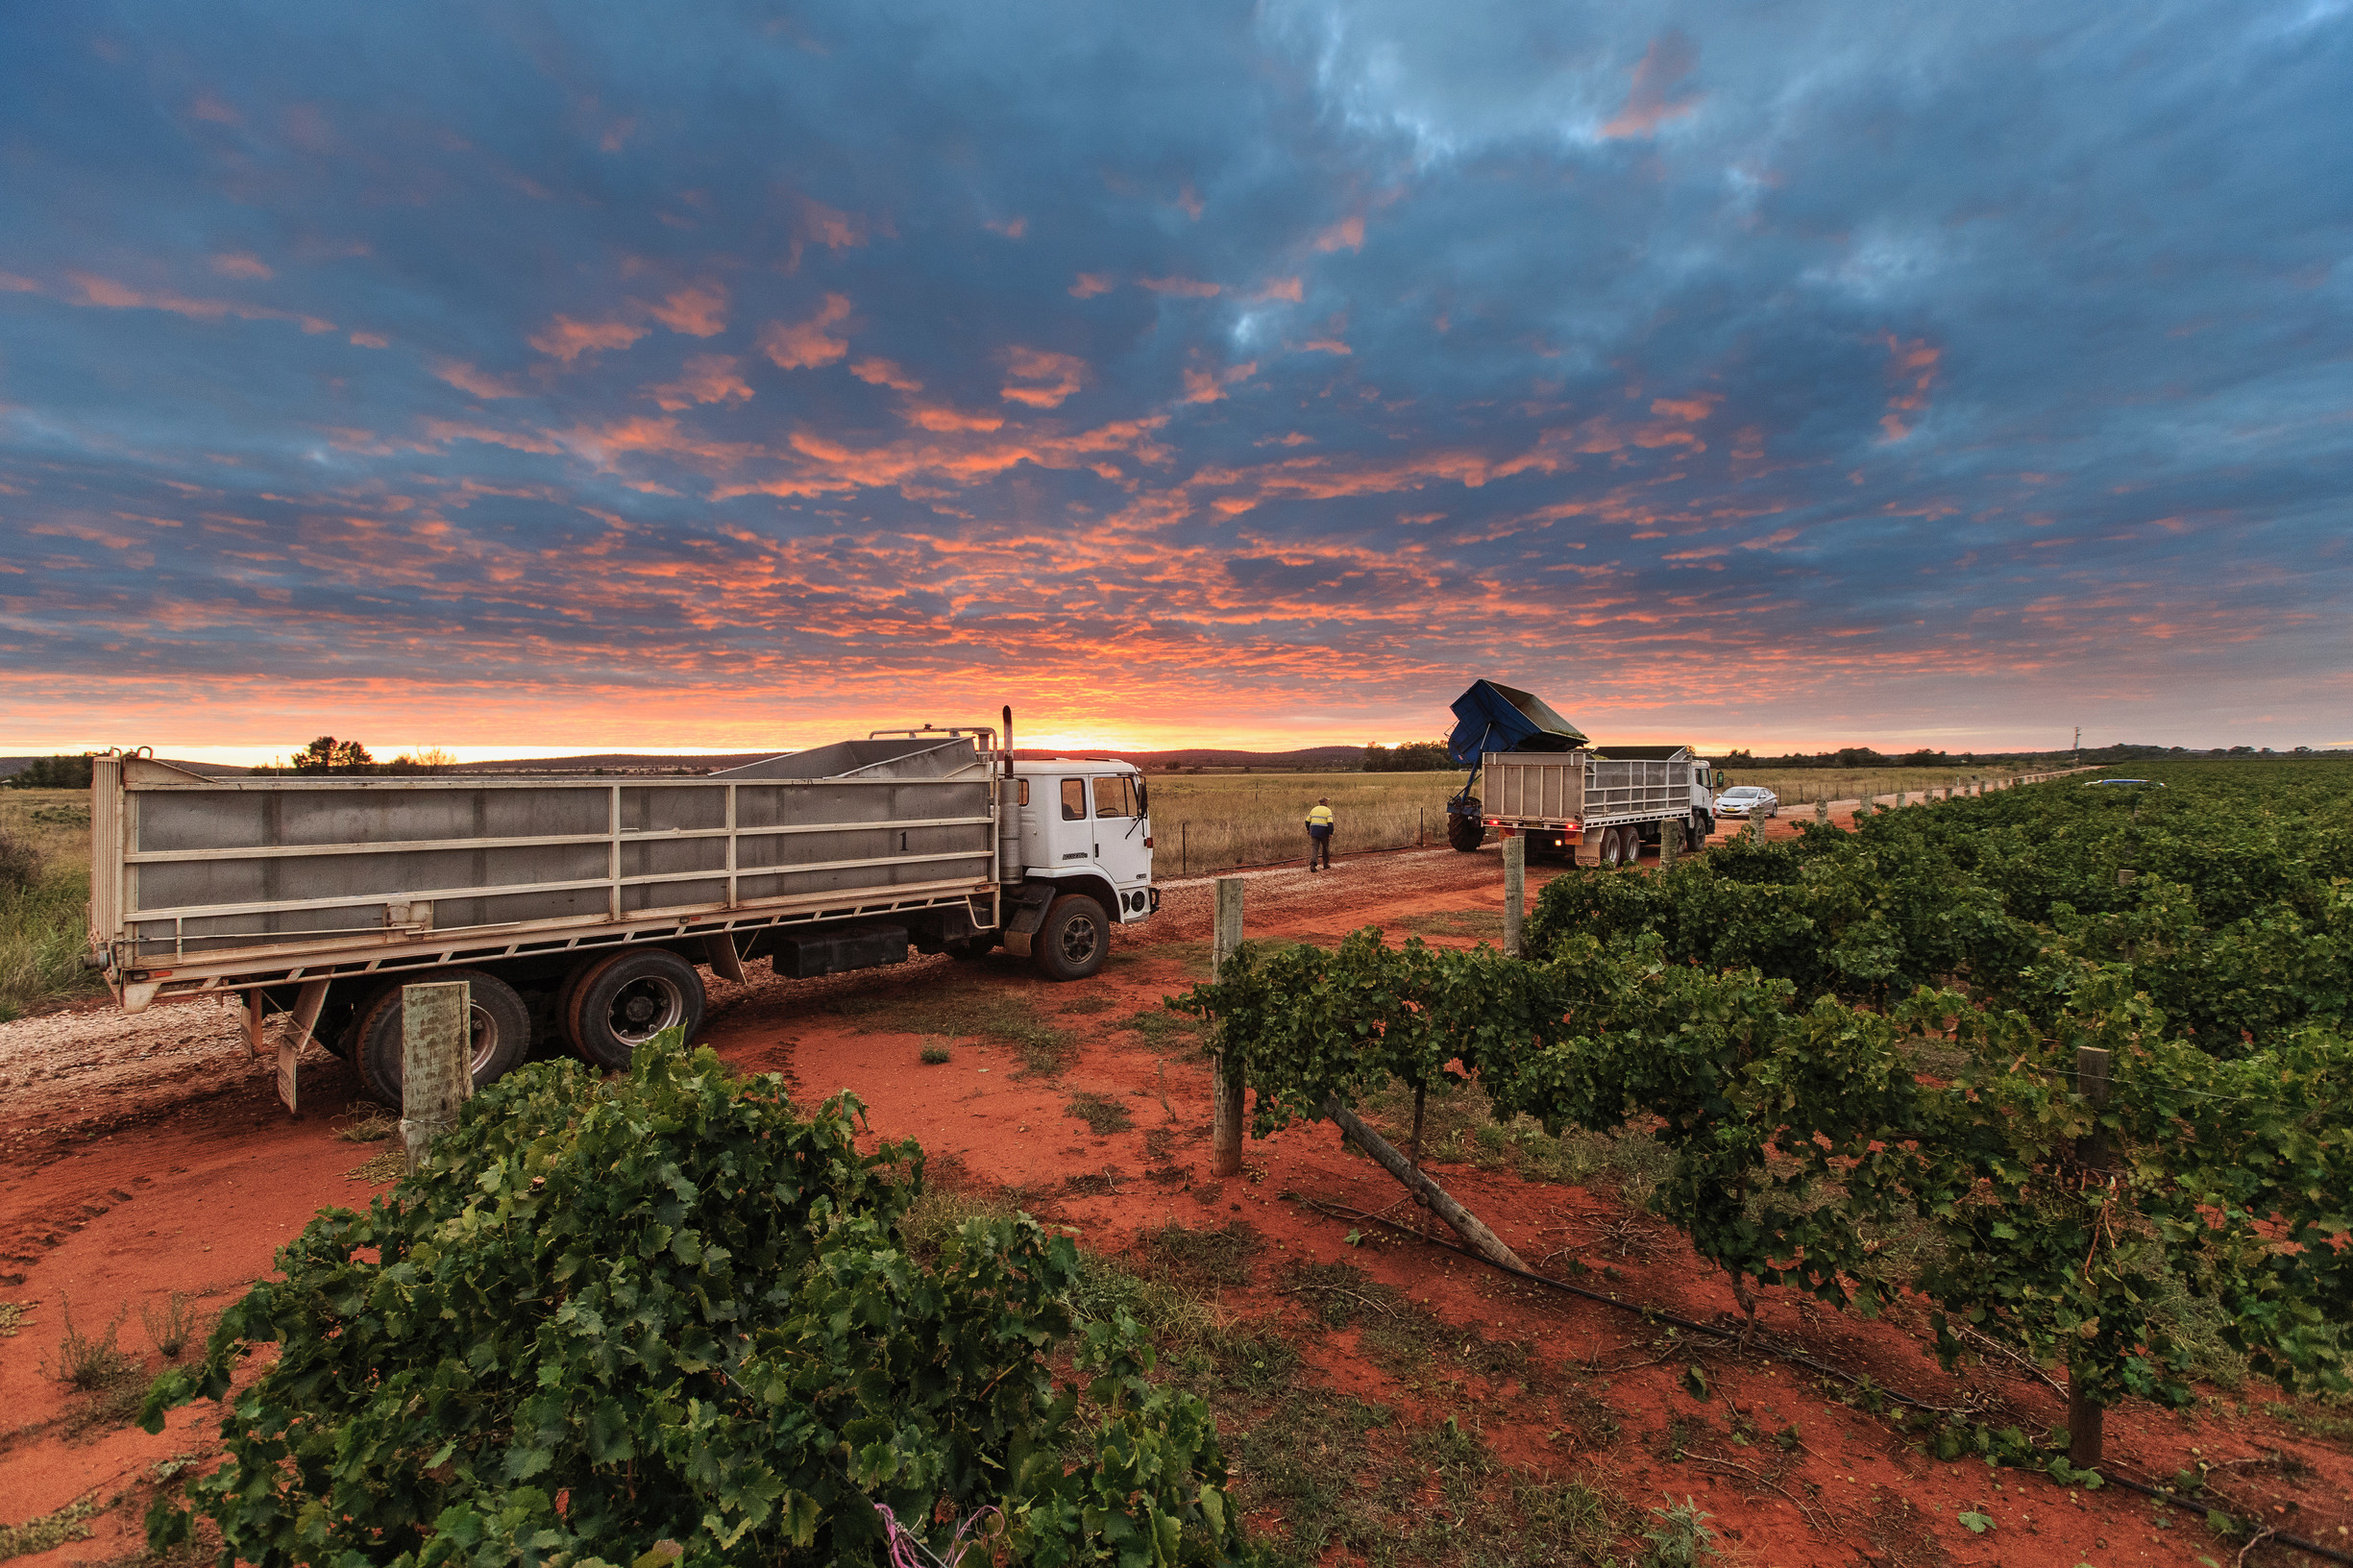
1090, 772, 1154, 919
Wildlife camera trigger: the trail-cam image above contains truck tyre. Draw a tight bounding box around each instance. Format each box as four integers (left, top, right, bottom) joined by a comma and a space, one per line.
354, 968, 532, 1111
1034, 894, 1110, 981
1684, 817, 1705, 853
567, 947, 704, 1069
1446, 799, 1485, 853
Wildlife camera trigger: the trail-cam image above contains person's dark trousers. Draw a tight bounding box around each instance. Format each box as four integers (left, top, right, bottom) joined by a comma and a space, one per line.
1307, 824, 1333, 870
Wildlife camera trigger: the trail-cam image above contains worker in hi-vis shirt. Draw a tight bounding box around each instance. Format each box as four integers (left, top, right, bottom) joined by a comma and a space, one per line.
1305, 796, 1336, 871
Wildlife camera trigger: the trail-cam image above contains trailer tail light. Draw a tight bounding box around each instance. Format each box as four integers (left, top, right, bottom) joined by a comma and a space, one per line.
1143, 835, 1154, 848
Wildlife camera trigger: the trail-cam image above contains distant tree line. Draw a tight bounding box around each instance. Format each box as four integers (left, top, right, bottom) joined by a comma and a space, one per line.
4, 755, 94, 790
1709, 742, 2330, 768
1360, 740, 1456, 772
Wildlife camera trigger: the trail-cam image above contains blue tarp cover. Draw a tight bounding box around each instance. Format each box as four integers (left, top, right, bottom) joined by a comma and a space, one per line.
1445, 679, 1589, 764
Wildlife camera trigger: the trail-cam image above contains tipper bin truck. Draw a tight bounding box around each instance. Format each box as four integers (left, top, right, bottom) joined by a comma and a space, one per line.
1441, 679, 1717, 864
83, 712, 1156, 1111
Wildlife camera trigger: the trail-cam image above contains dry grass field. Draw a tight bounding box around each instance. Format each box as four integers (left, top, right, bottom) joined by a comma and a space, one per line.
1146, 765, 2040, 870
0, 788, 98, 1019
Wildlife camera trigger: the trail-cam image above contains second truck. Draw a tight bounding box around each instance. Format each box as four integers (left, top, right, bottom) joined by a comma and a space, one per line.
1441, 679, 1717, 864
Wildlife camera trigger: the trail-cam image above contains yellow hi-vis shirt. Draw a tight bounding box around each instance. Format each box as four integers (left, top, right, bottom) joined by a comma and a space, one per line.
1307, 804, 1335, 827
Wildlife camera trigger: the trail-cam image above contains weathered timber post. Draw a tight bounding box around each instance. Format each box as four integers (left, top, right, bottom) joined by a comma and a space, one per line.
2068, 1043, 2114, 1467
1816, 797, 1828, 823
1896, 789, 1907, 809
1211, 876, 1246, 1177
1659, 818, 1679, 869
1503, 833, 1527, 958
401, 980, 472, 1174
1324, 1095, 1530, 1272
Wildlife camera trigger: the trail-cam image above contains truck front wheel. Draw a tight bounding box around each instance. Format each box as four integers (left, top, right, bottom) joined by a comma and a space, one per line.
1034, 894, 1110, 981
355, 968, 532, 1110
568, 947, 705, 1069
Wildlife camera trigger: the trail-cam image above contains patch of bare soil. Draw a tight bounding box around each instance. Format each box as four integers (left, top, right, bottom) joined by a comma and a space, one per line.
3, 828, 2342, 1568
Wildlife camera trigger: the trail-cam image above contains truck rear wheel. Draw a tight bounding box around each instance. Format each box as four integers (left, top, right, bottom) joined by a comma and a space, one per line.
1446, 799, 1484, 853
567, 947, 704, 1069
354, 968, 532, 1110
1034, 894, 1109, 981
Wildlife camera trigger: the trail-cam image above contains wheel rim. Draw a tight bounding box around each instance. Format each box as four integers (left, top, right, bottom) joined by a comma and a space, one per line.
606, 974, 686, 1045
467, 1002, 500, 1075
1059, 912, 1100, 968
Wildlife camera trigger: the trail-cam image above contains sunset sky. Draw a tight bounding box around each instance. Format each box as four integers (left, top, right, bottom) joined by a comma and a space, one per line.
3, 1, 2348, 760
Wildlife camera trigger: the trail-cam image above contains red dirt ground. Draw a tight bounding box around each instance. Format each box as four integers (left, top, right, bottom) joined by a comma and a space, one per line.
4, 819, 2348, 1567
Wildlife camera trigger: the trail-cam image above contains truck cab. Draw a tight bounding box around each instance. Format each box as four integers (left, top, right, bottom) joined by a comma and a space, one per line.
978, 759, 1157, 980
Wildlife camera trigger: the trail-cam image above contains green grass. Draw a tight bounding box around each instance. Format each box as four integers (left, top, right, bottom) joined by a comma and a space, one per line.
0, 1495, 107, 1559
1123, 1005, 1203, 1050
0, 790, 101, 1021
1401, 908, 1506, 941
827, 975, 1076, 1076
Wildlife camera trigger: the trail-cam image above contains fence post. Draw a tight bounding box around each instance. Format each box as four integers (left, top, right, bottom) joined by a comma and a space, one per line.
1211, 877, 1246, 1177
400, 980, 472, 1174
1816, 797, 1828, 823
2067, 1043, 2114, 1466
1659, 818, 1679, 870
1503, 834, 1527, 958
1181, 821, 1189, 877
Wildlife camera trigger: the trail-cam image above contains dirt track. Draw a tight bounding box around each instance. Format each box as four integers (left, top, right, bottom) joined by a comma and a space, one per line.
4, 818, 2342, 1567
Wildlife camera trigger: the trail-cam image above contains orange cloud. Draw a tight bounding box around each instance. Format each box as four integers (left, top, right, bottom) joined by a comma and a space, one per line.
1650, 393, 1721, 421
59, 272, 333, 333
850, 357, 922, 392
1001, 347, 1087, 408
648, 354, 753, 411
649, 282, 727, 337
528, 315, 648, 363
986, 215, 1028, 239
1255, 276, 1305, 303
350, 331, 390, 348
1878, 335, 1940, 441
422, 419, 562, 454
1313, 216, 1363, 253
799, 199, 867, 252
758, 294, 853, 370
1181, 361, 1257, 404
1069, 273, 1115, 298
433, 359, 524, 399
910, 406, 1006, 433
1296, 338, 1350, 355
1139, 276, 1221, 298
1603, 28, 1702, 137
211, 253, 272, 280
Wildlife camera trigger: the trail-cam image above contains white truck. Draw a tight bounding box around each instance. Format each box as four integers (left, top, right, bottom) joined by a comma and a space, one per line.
84, 713, 1156, 1111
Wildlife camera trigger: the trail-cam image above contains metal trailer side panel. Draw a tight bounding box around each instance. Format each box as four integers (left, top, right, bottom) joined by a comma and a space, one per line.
1484, 755, 1583, 822
97, 741, 1002, 1004
1481, 751, 1693, 831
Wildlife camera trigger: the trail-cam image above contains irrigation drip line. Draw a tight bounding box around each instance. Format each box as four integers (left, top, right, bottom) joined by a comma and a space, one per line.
1297, 1195, 2353, 1568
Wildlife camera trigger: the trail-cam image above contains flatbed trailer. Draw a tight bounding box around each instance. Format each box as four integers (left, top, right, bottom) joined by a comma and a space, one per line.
86, 717, 1157, 1113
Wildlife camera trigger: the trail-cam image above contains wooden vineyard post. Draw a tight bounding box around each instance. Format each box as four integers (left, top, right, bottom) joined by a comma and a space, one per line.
1211, 876, 1245, 1177
1324, 1095, 1530, 1272
400, 980, 473, 1175
1659, 818, 1679, 869
1816, 797, 1828, 824
2069, 1044, 2114, 1467
1503, 833, 1526, 958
